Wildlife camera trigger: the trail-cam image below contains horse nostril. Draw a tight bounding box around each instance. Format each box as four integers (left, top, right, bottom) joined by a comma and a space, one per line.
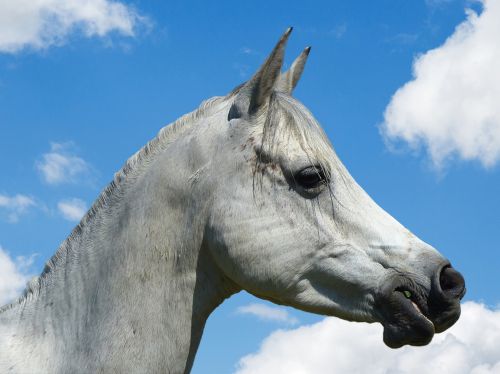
439, 265, 466, 299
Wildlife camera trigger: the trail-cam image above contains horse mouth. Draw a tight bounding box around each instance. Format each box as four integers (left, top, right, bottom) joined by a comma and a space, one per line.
375, 270, 463, 349
379, 288, 436, 348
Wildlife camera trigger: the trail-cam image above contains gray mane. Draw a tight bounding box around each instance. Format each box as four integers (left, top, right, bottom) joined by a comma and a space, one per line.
0, 95, 226, 313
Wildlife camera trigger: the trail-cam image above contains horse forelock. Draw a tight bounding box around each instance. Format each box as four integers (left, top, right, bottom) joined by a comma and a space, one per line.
261, 92, 335, 179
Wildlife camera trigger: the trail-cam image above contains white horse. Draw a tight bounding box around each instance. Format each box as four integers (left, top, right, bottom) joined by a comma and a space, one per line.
0, 28, 465, 373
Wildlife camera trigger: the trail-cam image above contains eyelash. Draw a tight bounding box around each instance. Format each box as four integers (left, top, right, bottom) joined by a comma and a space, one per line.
294, 166, 327, 189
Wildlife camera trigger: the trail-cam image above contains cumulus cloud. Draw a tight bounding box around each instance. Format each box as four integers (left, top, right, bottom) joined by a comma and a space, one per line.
381, 0, 500, 168
235, 301, 500, 374
36, 142, 91, 185
0, 193, 36, 223
0, 245, 35, 305
237, 303, 299, 325
0, 0, 147, 53
57, 198, 87, 222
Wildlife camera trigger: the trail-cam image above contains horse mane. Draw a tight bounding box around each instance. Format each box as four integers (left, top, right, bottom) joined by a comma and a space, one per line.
0, 95, 227, 313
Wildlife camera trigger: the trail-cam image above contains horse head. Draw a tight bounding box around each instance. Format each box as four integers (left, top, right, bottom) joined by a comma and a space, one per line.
206, 28, 465, 348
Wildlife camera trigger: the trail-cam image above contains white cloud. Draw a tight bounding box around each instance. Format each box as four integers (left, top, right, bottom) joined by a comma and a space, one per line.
0, 0, 147, 53
240, 47, 257, 55
0, 193, 36, 223
36, 142, 91, 185
0, 245, 35, 305
57, 198, 87, 222
381, 0, 500, 168
237, 303, 299, 325
329, 23, 347, 39
235, 302, 500, 374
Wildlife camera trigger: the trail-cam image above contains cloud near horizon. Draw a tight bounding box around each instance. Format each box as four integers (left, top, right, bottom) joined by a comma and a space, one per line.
381, 0, 500, 169
237, 303, 299, 325
0, 0, 147, 53
0, 245, 35, 305
235, 301, 500, 374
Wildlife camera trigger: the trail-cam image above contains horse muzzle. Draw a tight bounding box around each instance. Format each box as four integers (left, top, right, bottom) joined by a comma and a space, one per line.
375, 262, 465, 348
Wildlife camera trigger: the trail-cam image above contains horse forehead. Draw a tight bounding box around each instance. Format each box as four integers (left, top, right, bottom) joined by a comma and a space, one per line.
274, 138, 319, 164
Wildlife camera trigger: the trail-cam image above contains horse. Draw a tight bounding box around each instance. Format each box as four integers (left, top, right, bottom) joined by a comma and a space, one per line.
0, 28, 465, 373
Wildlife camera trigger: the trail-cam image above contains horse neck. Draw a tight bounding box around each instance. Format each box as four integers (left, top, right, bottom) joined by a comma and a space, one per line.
1, 117, 237, 373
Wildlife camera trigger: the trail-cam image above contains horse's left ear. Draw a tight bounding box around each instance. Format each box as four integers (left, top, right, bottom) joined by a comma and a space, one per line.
276, 46, 311, 94
229, 27, 292, 120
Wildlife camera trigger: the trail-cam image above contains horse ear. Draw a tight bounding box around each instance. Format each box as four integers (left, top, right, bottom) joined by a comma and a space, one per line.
228, 27, 292, 120
276, 46, 311, 94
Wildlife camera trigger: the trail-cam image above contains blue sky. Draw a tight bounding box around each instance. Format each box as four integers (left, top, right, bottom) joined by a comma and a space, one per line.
1, 0, 499, 373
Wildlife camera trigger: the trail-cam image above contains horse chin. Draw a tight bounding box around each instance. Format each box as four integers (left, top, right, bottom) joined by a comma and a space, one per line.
380, 291, 436, 348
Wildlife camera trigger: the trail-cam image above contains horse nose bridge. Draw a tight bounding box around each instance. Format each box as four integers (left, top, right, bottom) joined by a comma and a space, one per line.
339, 181, 446, 268
346, 193, 410, 244
364, 231, 448, 281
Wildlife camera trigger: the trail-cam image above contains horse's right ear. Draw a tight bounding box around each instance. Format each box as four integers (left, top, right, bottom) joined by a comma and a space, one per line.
228, 28, 292, 121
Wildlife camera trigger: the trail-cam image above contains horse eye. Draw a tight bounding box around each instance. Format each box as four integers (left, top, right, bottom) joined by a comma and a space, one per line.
294, 166, 327, 190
